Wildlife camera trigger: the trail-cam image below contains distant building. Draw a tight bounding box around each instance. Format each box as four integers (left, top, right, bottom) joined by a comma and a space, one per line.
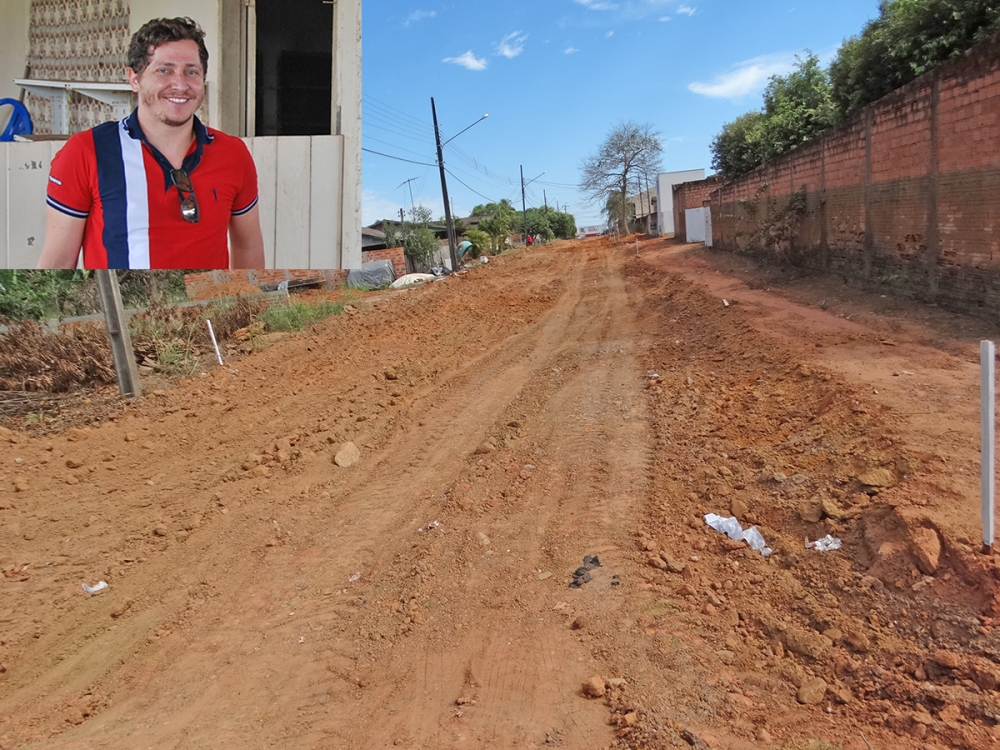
655, 170, 705, 236
626, 188, 658, 233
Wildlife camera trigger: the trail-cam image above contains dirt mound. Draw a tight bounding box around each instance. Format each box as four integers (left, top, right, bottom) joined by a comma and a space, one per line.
188, 280, 263, 300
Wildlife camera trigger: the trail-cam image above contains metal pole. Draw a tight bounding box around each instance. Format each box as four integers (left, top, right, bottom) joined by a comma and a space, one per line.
521, 164, 527, 245
96, 270, 141, 399
982, 340, 996, 553
431, 97, 459, 271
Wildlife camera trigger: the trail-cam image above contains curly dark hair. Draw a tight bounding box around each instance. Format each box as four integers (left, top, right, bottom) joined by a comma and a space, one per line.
127, 17, 209, 76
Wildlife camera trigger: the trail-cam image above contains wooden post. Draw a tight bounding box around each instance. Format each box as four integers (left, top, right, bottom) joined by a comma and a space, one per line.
982, 340, 995, 553
96, 270, 141, 399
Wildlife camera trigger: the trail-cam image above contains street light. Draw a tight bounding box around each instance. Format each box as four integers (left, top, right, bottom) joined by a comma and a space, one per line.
520, 166, 545, 245
431, 98, 489, 271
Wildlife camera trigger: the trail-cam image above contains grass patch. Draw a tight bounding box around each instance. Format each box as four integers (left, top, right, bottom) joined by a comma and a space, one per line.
260, 299, 344, 332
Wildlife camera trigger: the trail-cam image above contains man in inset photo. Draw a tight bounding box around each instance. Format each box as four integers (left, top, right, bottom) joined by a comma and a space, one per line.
37, 17, 265, 269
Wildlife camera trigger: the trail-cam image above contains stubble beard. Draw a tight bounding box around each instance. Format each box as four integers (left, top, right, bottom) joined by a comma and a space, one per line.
141, 88, 202, 129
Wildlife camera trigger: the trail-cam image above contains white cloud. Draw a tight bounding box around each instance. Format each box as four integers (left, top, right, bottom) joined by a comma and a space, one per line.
564, 46, 579, 54
659, 16, 671, 21
677, 4, 696, 15
405, 10, 436, 27
688, 53, 795, 100
497, 31, 527, 58
605, 30, 615, 37
362, 189, 406, 226
575, 0, 619, 10
442, 51, 488, 71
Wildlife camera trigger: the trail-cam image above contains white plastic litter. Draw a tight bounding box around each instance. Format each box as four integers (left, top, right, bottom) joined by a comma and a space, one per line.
723, 299, 730, 307
81, 581, 108, 594
348, 572, 360, 582
806, 534, 842, 552
390, 273, 436, 289
704, 513, 772, 557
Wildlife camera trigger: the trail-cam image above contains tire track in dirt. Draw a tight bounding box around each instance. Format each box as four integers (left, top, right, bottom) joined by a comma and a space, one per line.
16, 248, 605, 748
334, 244, 658, 749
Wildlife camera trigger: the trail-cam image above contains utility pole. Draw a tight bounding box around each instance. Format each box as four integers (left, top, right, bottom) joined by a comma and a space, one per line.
520, 164, 527, 244
397, 177, 419, 211
96, 270, 141, 399
431, 97, 459, 271
544, 190, 548, 210
644, 173, 652, 234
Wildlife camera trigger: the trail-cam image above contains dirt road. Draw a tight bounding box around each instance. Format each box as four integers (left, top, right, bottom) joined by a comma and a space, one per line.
2, 237, 1000, 749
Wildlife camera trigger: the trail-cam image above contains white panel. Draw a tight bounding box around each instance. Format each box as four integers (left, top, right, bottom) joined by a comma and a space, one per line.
246, 136, 278, 268
657, 169, 706, 236
274, 137, 312, 268
333, 0, 362, 269
6, 141, 58, 268
308, 136, 343, 268
685, 208, 706, 243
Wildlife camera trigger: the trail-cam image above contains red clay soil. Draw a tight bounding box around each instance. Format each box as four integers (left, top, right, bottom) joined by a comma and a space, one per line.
2, 236, 1000, 750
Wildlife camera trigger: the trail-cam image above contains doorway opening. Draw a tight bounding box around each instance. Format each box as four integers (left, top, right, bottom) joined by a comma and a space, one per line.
253, 0, 333, 136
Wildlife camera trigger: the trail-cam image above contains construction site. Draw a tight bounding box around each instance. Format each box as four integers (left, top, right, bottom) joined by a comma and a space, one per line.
1, 236, 999, 749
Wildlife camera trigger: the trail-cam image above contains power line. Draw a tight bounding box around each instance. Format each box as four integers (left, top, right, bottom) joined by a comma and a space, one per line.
364, 115, 433, 143
363, 147, 437, 167
444, 167, 500, 205
363, 134, 436, 160
362, 94, 428, 130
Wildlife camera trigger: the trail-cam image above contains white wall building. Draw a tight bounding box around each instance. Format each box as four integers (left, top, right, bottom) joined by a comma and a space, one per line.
655, 169, 704, 237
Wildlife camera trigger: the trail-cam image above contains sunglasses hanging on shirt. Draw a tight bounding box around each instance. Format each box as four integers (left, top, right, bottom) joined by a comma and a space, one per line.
170, 168, 200, 223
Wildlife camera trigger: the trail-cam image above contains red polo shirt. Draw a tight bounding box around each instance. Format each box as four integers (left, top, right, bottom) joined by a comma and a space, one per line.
46, 110, 258, 269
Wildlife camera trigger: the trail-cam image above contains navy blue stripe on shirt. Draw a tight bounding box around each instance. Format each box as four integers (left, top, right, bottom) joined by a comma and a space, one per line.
232, 195, 259, 216
46, 196, 88, 218
92, 120, 131, 269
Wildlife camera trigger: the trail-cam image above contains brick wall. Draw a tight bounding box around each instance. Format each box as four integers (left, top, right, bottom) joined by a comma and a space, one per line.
673, 176, 723, 241
361, 246, 407, 278
183, 247, 407, 300
702, 35, 1000, 318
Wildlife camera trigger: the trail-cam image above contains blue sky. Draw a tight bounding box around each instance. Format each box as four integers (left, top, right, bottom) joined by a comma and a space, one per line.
362, 0, 881, 228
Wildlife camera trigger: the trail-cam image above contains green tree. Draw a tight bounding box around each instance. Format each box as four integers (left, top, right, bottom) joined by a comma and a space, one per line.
382, 220, 404, 249
580, 121, 662, 234
710, 55, 834, 179
402, 206, 440, 268
548, 210, 577, 239
830, 0, 1000, 120
710, 111, 767, 179
756, 54, 836, 161
518, 207, 552, 240
476, 200, 516, 254
463, 229, 490, 258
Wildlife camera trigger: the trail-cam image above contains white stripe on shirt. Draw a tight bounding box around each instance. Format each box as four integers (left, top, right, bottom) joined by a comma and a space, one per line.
118, 120, 151, 269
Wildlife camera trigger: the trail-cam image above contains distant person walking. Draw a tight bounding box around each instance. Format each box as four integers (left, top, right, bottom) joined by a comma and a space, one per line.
37, 17, 264, 269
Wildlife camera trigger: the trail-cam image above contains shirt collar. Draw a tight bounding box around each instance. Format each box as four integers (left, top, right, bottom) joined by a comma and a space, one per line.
123, 108, 214, 190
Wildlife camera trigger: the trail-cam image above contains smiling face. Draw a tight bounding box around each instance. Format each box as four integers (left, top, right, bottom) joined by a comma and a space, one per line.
128, 39, 205, 129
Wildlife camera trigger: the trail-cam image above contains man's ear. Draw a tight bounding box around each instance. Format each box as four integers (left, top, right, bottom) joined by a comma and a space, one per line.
127, 68, 140, 93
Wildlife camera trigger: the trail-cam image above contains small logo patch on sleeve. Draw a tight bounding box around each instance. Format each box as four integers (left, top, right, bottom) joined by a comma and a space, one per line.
48, 175, 63, 186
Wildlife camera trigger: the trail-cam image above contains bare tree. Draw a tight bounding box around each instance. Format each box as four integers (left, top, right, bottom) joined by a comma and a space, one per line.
579, 121, 663, 234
